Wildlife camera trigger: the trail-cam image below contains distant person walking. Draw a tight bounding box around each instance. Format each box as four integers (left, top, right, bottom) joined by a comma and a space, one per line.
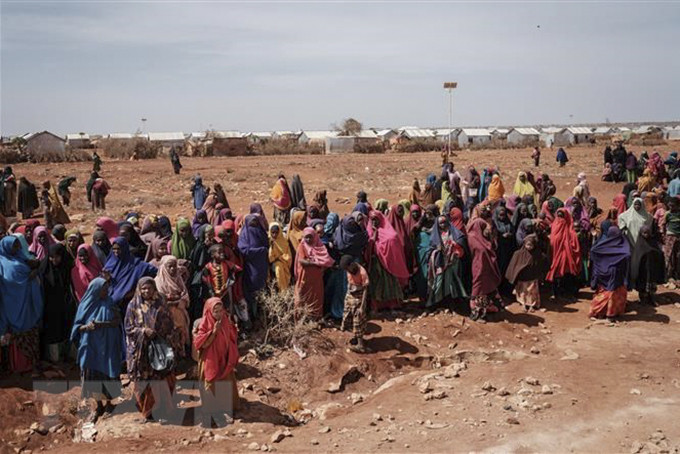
556, 148, 569, 167
170, 147, 182, 175
57, 176, 77, 207
532, 147, 541, 167
92, 151, 102, 173
91, 177, 110, 211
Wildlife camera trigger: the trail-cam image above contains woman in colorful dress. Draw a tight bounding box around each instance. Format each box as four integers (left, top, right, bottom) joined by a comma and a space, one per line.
505, 234, 548, 311
426, 215, 467, 309
294, 228, 334, 319
546, 208, 582, 299
589, 226, 630, 321
124, 277, 178, 423
193, 297, 240, 427
467, 218, 502, 321
155, 255, 191, 358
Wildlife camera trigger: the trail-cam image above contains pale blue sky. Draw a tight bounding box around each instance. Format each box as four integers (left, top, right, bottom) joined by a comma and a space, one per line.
1, 1, 679, 135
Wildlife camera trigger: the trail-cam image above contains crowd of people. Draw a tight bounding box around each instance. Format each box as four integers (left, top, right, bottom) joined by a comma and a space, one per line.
0, 144, 677, 427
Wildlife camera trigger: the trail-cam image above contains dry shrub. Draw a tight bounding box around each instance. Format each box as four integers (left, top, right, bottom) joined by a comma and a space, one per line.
354, 142, 385, 154
394, 138, 441, 153
256, 286, 316, 350
0, 147, 28, 164
100, 138, 160, 159
252, 139, 322, 156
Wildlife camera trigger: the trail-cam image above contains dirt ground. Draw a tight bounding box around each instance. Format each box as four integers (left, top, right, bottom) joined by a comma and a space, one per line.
2, 145, 680, 453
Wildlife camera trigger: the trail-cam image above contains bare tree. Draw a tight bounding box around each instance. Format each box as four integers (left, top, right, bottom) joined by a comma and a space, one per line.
334, 118, 363, 136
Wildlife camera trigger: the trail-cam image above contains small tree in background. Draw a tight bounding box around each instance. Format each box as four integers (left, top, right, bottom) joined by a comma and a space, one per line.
333, 117, 363, 136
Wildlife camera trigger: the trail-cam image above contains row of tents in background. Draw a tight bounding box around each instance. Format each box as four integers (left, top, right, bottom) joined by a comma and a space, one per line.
3, 124, 679, 159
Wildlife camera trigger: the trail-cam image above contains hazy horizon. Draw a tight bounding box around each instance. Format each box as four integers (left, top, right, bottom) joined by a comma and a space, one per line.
2, 1, 679, 136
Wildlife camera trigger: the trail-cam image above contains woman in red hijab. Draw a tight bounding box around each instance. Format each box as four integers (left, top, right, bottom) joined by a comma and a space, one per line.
467, 218, 502, 321
612, 194, 627, 217
193, 297, 239, 427
546, 208, 582, 299
366, 211, 409, 311
294, 228, 334, 319
449, 207, 466, 235
387, 205, 414, 275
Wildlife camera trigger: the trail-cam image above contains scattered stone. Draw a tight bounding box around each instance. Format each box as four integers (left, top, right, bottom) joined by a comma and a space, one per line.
497, 387, 511, 396
248, 442, 260, 451
560, 349, 580, 360
541, 385, 553, 395
373, 413, 383, 422
481, 381, 496, 392
351, 393, 365, 405
48, 424, 63, 434
316, 402, 345, 420
448, 343, 458, 350
630, 388, 642, 395
319, 426, 331, 434
630, 441, 643, 454
327, 365, 364, 393
311, 439, 320, 445
260, 444, 270, 452
419, 381, 433, 394
424, 390, 447, 401
517, 387, 533, 396
452, 329, 461, 338
525, 377, 540, 386
506, 417, 520, 425
503, 404, 513, 411
270, 430, 286, 444
267, 386, 281, 394
542, 402, 552, 410
530, 346, 540, 354
30, 423, 48, 436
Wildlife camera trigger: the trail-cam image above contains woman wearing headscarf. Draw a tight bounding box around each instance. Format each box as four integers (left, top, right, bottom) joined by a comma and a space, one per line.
565, 196, 591, 232
0, 236, 43, 372
408, 180, 422, 206
191, 175, 208, 211
294, 228, 334, 319
290, 174, 306, 210
587, 197, 607, 238
602, 163, 614, 182
17, 177, 39, 220
374, 199, 389, 214
625, 152, 638, 184
313, 190, 330, 220
426, 215, 467, 308
270, 173, 292, 225
365, 211, 409, 311
193, 297, 240, 426
637, 168, 656, 193
70, 278, 122, 422
104, 237, 157, 308
91, 230, 111, 266
96, 217, 119, 243
170, 218, 196, 261
487, 174, 505, 202
29, 226, 57, 261
647, 152, 667, 182
589, 226, 630, 321
2, 167, 17, 217
630, 225, 665, 305
287, 210, 307, 255
333, 212, 368, 264
268, 223, 292, 291
212, 182, 229, 208
40, 243, 76, 364
513, 171, 536, 206
537, 174, 556, 206
321, 213, 346, 321
192, 210, 209, 238
124, 277, 177, 423
515, 217, 535, 246
155, 255, 191, 357
663, 197, 680, 284
213, 208, 233, 229
612, 194, 628, 218
201, 193, 218, 225
85, 171, 99, 204
492, 206, 516, 295
505, 234, 548, 311
64, 228, 83, 267
249, 203, 270, 232
418, 180, 437, 207
118, 222, 147, 259
144, 237, 168, 267
467, 218, 502, 321
547, 208, 582, 298
556, 147, 569, 166
387, 204, 415, 276
72, 244, 103, 302
238, 214, 269, 318
511, 203, 531, 230
618, 198, 652, 246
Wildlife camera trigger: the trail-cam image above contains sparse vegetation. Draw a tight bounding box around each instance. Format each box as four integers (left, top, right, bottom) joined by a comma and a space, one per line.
252, 139, 322, 156
255, 286, 316, 351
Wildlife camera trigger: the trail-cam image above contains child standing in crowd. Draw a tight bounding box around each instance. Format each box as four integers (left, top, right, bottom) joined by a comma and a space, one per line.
341, 255, 370, 353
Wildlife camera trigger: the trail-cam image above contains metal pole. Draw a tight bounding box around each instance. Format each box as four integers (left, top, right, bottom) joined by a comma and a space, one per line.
448, 88, 452, 157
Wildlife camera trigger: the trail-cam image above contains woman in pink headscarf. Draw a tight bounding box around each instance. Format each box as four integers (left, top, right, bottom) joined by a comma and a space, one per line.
28, 226, 56, 260
71, 244, 103, 301
155, 255, 190, 357
95, 217, 119, 243
294, 228, 334, 319
365, 211, 409, 311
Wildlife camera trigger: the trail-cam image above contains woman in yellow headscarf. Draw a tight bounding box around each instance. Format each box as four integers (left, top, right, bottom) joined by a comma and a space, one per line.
637, 168, 655, 193
487, 174, 505, 201
513, 171, 536, 205
287, 210, 307, 252
268, 222, 292, 291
